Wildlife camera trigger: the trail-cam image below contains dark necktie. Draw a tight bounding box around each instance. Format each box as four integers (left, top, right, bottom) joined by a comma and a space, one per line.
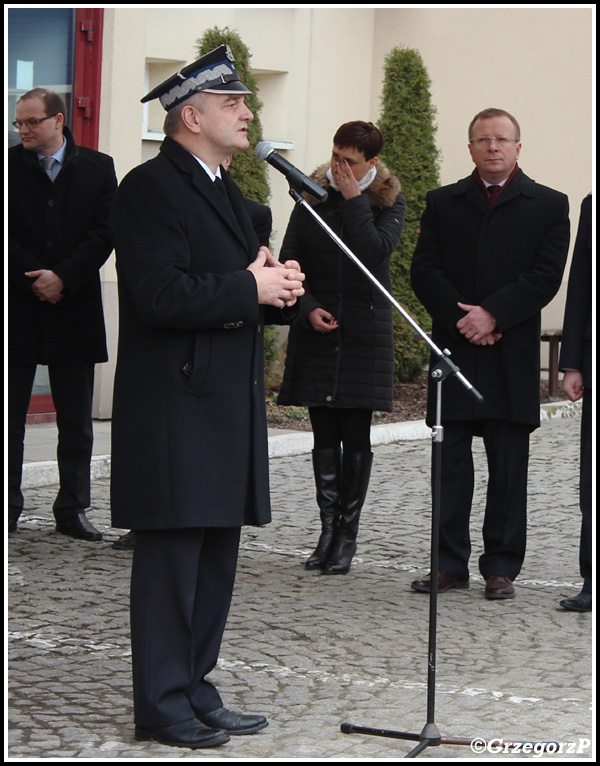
487, 184, 502, 205
214, 176, 239, 222
214, 176, 246, 244
214, 176, 229, 201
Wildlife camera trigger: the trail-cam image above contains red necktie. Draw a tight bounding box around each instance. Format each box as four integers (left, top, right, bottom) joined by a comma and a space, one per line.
487, 184, 501, 206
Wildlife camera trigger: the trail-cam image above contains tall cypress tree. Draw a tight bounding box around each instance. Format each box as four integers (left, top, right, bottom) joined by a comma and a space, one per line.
379, 47, 441, 381
196, 27, 278, 377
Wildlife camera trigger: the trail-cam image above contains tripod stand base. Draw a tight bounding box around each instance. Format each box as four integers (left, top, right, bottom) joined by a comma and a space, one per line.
341, 722, 560, 759
341, 722, 443, 758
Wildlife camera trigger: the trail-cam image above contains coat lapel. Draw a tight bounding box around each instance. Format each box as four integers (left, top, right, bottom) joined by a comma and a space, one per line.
160, 138, 252, 255
221, 170, 260, 259
189, 163, 251, 253
454, 174, 489, 215
457, 168, 534, 215
495, 169, 534, 207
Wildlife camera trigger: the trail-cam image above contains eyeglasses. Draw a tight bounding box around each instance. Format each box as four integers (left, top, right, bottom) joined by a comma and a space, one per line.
12, 114, 58, 130
469, 136, 519, 147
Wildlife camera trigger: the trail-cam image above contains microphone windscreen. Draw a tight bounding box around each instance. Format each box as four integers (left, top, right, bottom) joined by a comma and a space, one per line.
254, 141, 273, 161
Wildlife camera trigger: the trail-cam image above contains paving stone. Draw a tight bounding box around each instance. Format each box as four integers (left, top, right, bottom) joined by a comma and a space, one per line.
7, 417, 593, 759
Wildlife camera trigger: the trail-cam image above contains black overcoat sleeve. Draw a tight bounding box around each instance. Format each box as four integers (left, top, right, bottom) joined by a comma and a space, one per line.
559, 194, 593, 386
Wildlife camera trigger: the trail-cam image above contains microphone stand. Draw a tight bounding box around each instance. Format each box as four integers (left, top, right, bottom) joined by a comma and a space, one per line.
285, 186, 558, 758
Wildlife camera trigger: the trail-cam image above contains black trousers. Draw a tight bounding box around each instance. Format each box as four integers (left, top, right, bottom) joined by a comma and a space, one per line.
437, 420, 531, 581
8, 363, 95, 521
579, 389, 592, 592
130, 527, 241, 728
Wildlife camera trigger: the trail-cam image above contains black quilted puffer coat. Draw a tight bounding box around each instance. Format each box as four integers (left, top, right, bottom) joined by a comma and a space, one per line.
277, 161, 405, 412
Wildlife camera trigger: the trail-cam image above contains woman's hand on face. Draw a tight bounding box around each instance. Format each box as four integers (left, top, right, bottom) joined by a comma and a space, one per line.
332, 158, 361, 199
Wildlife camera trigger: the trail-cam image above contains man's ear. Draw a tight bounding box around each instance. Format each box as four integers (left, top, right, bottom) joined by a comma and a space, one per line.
180, 104, 203, 135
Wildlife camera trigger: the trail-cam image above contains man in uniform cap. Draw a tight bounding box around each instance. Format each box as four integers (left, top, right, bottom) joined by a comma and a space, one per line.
110, 46, 305, 749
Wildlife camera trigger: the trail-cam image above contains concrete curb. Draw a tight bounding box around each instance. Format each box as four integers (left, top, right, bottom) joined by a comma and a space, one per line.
539, 399, 583, 421
21, 399, 581, 489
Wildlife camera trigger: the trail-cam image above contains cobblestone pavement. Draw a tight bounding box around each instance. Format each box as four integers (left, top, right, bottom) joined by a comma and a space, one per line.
7, 416, 593, 760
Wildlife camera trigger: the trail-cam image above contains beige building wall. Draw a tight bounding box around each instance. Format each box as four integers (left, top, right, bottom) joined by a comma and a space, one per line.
372, 6, 593, 328
94, 6, 593, 417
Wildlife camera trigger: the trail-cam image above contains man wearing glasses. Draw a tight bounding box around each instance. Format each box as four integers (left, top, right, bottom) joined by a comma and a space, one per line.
8, 88, 117, 540
410, 108, 569, 601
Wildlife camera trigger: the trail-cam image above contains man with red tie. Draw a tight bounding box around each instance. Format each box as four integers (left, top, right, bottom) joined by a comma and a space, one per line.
410, 108, 569, 601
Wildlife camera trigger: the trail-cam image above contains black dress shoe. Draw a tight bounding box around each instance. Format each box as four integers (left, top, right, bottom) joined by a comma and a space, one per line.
197, 706, 268, 735
112, 530, 136, 549
8, 517, 18, 533
135, 718, 230, 749
559, 591, 592, 612
411, 570, 469, 593
55, 512, 103, 542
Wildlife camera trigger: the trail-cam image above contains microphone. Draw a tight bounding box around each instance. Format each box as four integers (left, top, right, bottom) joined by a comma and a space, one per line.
255, 141, 328, 203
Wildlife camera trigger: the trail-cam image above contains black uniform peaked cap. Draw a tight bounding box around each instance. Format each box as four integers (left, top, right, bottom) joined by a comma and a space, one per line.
141, 44, 252, 111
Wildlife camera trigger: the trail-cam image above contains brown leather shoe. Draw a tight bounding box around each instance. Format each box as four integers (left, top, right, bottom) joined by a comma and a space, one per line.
485, 575, 515, 600
411, 569, 469, 593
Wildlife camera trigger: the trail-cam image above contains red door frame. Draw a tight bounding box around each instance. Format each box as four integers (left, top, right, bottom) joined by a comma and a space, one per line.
72, 7, 104, 150
27, 393, 57, 424
27, 8, 104, 423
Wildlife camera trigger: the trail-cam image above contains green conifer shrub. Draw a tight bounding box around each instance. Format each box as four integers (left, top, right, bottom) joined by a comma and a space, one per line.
378, 47, 441, 381
196, 27, 278, 379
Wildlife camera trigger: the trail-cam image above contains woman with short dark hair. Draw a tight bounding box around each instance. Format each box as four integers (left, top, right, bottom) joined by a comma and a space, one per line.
278, 121, 406, 575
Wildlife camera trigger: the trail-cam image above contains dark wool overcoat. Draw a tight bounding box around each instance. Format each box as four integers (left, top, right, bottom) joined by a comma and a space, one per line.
411, 169, 570, 429
277, 161, 405, 412
110, 137, 294, 531
559, 193, 592, 389
8, 127, 116, 365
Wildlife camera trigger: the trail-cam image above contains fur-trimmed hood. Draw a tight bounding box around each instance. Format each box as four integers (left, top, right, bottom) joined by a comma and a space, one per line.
305, 160, 402, 208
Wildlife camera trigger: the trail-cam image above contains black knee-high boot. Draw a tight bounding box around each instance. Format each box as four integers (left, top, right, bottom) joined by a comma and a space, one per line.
305, 448, 342, 571
323, 451, 373, 575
